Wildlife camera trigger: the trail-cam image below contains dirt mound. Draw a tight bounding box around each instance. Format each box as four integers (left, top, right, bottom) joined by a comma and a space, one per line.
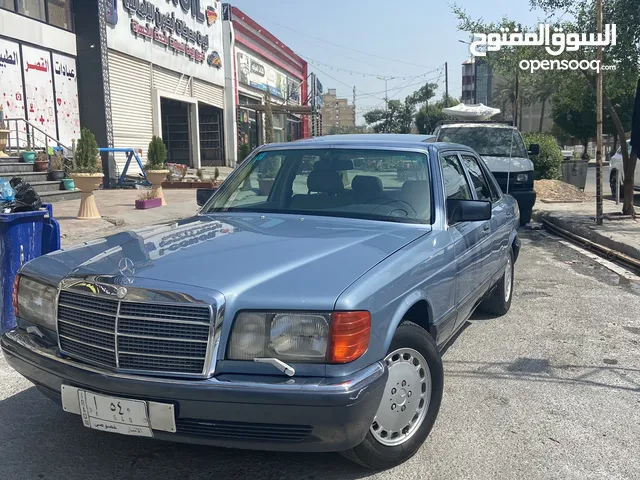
535, 179, 588, 203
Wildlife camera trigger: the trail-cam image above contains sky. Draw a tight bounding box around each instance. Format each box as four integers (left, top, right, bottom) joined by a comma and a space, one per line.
228, 0, 551, 124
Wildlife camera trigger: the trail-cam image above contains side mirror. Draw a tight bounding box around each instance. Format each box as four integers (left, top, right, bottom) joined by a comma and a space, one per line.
528, 143, 540, 156
196, 188, 217, 207
447, 199, 492, 224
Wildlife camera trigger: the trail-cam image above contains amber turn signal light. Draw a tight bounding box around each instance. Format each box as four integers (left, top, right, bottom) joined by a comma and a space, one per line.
327, 311, 371, 364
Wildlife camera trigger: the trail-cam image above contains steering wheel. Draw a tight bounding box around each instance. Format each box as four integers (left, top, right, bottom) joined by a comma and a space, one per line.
367, 197, 417, 217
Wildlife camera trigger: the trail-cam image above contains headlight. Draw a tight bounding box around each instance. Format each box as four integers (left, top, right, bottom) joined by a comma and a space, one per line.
228, 311, 370, 364
14, 275, 57, 330
516, 173, 529, 182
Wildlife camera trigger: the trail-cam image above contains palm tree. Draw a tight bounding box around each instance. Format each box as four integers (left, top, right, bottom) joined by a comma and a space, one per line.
532, 73, 557, 132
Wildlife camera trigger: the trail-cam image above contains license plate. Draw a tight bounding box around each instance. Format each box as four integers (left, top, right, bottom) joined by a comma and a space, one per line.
76, 389, 153, 437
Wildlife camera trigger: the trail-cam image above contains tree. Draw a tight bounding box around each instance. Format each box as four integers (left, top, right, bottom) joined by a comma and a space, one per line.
453, 0, 640, 214
415, 95, 460, 134
263, 90, 275, 144
364, 83, 438, 133
551, 78, 597, 158
532, 73, 559, 132
327, 125, 369, 135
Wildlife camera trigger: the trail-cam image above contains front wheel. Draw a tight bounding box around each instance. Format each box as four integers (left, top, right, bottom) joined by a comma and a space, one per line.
341, 322, 444, 470
519, 207, 532, 226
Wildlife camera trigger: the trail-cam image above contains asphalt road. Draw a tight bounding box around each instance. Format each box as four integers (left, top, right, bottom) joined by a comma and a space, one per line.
1, 230, 639, 480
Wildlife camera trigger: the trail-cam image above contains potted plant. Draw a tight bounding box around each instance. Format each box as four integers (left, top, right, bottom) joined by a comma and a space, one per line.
135, 189, 162, 210
49, 151, 65, 181
34, 151, 49, 172
258, 158, 278, 196
145, 136, 169, 205
0, 104, 9, 158
69, 127, 103, 220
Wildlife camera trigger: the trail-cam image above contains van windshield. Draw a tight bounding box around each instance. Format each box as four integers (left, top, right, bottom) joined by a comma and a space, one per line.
438, 126, 528, 158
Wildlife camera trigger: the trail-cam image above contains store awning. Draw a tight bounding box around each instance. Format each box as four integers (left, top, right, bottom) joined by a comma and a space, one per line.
246, 104, 314, 114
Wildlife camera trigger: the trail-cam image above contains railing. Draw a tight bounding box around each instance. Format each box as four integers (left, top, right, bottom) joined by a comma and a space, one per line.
4, 117, 75, 171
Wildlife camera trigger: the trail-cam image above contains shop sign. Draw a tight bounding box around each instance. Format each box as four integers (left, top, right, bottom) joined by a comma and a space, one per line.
53, 53, 81, 147
0, 38, 25, 127
237, 48, 300, 104
105, 0, 118, 25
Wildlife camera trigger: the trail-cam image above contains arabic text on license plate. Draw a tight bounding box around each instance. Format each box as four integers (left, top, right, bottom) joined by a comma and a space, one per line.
77, 390, 153, 437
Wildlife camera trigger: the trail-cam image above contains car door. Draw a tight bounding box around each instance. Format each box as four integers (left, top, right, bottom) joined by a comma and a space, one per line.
458, 153, 495, 294
439, 152, 484, 326
460, 153, 511, 281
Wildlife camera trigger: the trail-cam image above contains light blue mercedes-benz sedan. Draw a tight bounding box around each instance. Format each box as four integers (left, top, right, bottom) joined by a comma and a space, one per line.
2, 135, 520, 469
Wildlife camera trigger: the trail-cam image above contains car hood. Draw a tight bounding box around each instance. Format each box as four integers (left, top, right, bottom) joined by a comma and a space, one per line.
481, 155, 533, 173
23, 213, 429, 305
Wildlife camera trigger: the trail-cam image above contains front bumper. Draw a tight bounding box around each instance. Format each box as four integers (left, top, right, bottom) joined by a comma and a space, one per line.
2, 329, 387, 452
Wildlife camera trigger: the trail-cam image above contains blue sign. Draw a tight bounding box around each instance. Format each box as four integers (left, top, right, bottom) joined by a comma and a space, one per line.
105, 0, 118, 25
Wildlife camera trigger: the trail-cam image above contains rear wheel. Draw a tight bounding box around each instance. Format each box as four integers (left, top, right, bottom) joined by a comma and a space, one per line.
341, 322, 443, 470
519, 207, 532, 226
480, 248, 514, 316
610, 170, 624, 198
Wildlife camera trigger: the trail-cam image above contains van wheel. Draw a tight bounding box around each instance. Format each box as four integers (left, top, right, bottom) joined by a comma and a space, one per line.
610, 170, 624, 198
340, 322, 443, 470
480, 249, 514, 315
519, 208, 532, 226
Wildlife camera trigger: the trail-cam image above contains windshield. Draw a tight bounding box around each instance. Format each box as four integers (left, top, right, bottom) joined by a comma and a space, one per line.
202, 148, 432, 224
438, 126, 528, 158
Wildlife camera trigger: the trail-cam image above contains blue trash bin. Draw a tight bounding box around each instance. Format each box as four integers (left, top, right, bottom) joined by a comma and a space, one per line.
0, 204, 60, 333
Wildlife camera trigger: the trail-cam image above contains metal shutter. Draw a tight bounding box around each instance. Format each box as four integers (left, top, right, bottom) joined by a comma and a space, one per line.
152, 65, 187, 95
193, 79, 224, 108
108, 50, 152, 176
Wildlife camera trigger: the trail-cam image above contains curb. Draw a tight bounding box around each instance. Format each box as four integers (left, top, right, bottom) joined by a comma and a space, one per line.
535, 211, 640, 263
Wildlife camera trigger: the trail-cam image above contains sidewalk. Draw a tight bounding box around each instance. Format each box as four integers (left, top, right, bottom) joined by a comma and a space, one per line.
535, 198, 640, 262
51, 189, 200, 247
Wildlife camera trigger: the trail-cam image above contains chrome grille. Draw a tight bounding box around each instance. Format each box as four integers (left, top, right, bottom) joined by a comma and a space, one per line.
57, 290, 213, 376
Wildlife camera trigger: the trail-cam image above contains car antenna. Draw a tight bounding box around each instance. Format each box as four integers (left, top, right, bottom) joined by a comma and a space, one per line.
507, 128, 515, 195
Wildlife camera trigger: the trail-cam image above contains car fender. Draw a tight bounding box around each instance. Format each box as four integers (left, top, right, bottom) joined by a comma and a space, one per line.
381, 290, 434, 353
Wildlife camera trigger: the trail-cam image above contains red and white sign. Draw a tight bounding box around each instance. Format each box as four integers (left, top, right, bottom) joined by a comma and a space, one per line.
0, 38, 25, 123
53, 53, 80, 148
22, 45, 56, 144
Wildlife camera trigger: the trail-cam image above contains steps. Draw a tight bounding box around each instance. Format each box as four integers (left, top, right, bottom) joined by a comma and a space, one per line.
0, 155, 81, 203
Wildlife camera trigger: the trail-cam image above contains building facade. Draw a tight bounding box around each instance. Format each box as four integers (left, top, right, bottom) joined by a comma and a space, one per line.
320, 88, 355, 131
0, 1, 79, 149
222, 5, 309, 162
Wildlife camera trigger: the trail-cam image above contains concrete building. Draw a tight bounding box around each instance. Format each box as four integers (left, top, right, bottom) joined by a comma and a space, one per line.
321, 89, 355, 131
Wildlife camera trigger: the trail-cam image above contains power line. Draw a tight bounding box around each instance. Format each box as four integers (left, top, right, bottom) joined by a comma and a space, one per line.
259, 17, 439, 70
303, 56, 429, 80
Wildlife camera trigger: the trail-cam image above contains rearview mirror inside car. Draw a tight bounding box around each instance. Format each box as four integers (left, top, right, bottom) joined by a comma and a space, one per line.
528, 144, 540, 156
447, 199, 492, 224
197, 188, 217, 207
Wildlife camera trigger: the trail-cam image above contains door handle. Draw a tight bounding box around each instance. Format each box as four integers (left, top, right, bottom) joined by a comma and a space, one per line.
482, 224, 490, 232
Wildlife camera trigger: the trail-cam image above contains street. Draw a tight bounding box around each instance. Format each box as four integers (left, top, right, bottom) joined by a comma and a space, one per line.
1, 229, 638, 480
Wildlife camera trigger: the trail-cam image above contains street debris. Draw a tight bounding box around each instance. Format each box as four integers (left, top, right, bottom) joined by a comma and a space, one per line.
535, 180, 588, 203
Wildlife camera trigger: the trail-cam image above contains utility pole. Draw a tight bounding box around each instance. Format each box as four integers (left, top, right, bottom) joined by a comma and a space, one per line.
595, 0, 604, 224
353, 86, 356, 127
444, 62, 449, 107
378, 76, 394, 133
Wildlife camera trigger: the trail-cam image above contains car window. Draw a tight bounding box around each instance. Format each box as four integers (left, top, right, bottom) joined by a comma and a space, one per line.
204, 148, 432, 224
440, 154, 472, 200
437, 126, 528, 158
460, 154, 492, 201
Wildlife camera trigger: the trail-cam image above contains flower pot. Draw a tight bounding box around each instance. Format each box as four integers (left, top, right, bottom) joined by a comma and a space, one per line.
0, 130, 9, 158
70, 173, 103, 219
135, 197, 163, 210
258, 178, 275, 196
62, 178, 75, 190
34, 160, 49, 172
161, 181, 191, 189
146, 170, 169, 206
50, 170, 65, 181
22, 151, 35, 163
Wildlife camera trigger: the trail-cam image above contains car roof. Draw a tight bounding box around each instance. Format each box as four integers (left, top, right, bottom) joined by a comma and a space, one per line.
259, 136, 477, 155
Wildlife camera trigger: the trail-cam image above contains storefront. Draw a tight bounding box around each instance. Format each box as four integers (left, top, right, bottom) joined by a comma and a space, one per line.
222, 5, 308, 162
0, 2, 79, 149
74, 0, 228, 182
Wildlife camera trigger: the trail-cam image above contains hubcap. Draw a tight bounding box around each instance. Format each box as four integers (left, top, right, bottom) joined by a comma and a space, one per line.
504, 256, 513, 302
370, 348, 431, 446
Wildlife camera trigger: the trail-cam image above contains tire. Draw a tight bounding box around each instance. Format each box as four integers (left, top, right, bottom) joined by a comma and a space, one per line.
610, 170, 624, 199
519, 207, 532, 226
340, 322, 444, 470
480, 248, 514, 316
